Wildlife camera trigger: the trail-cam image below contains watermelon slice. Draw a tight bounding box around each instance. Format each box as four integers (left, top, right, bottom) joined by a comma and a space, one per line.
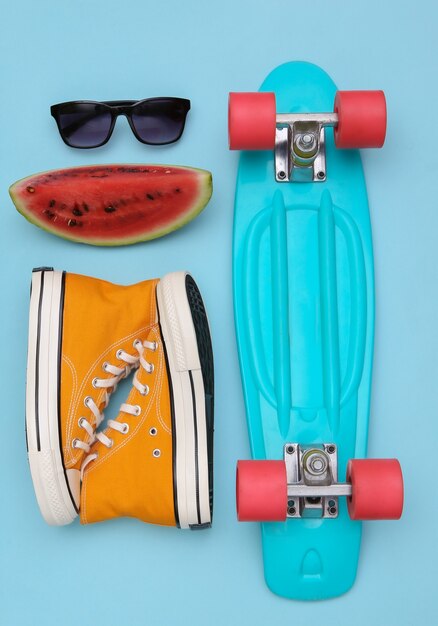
9, 164, 212, 246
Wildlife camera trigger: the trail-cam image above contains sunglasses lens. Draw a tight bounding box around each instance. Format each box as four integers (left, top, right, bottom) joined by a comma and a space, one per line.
56, 103, 112, 148
131, 99, 187, 144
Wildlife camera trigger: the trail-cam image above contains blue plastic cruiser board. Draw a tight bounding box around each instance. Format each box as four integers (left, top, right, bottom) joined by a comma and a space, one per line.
231, 62, 403, 600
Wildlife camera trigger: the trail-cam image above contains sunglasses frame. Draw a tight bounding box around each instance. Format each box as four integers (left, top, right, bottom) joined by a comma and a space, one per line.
50, 97, 191, 148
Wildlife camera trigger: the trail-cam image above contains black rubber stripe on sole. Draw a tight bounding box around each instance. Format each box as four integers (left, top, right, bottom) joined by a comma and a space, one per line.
25, 280, 33, 453
57, 272, 78, 513
185, 275, 214, 526
35, 271, 45, 452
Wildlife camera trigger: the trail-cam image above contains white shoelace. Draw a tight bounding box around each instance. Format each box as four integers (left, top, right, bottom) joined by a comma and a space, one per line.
80, 339, 157, 477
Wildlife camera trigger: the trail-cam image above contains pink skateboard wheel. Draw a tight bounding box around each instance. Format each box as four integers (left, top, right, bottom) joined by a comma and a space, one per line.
229, 92, 276, 150
334, 90, 387, 149
347, 459, 404, 520
236, 460, 287, 522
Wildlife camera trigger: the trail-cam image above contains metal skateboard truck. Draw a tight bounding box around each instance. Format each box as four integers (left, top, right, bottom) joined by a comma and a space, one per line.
284, 443, 346, 519
229, 90, 386, 182
237, 453, 403, 524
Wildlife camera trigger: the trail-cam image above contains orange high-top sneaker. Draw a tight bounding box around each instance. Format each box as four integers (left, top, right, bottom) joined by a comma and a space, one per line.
80, 272, 214, 529
26, 268, 161, 525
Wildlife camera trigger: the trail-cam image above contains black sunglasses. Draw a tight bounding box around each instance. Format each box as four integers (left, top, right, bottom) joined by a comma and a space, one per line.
50, 98, 191, 148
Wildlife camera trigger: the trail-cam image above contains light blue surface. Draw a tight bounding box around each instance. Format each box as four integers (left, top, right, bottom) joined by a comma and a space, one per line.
0, 1, 437, 624
233, 61, 374, 599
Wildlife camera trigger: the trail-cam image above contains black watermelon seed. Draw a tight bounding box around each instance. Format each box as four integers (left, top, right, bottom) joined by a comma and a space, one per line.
49, 199, 56, 207
82, 203, 89, 212
104, 206, 116, 213
68, 219, 78, 227
146, 194, 154, 200
72, 207, 83, 216
174, 188, 181, 193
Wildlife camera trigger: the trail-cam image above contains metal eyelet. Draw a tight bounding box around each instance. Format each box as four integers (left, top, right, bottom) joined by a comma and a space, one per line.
84, 396, 92, 408
78, 417, 86, 428
152, 341, 158, 351
92, 377, 99, 388
133, 338, 142, 348
135, 405, 141, 416
141, 385, 149, 396
121, 423, 129, 434
148, 363, 154, 374
116, 349, 123, 360
153, 449, 161, 457
72, 438, 79, 449
149, 427, 157, 436
102, 362, 109, 372
107, 438, 114, 448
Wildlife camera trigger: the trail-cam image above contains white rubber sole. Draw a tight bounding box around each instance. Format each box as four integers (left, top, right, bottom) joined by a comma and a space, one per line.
157, 272, 213, 529
26, 268, 79, 525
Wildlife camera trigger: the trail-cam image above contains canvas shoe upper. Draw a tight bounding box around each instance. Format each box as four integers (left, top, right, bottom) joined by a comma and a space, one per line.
80, 271, 214, 529
26, 268, 159, 525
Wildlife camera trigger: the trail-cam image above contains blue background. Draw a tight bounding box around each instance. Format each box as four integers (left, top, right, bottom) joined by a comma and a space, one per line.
1, 1, 436, 624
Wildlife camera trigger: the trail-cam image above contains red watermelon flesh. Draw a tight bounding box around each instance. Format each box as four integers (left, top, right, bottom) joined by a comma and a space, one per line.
9, 164, 212, 246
